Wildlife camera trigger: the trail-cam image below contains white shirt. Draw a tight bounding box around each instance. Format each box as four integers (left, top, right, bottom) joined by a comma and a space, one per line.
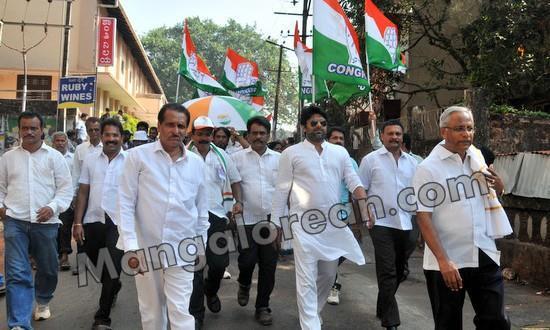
75, 119, 87, 141
79, 149, 127, 225
61, 151, 74, 176
118, 141, 209, 267
413, 143, 500, 271
189, 145, 241, 219
72, 141, 103, 193
359, 146, 417, 230
0, 143, 73, 224
271, 140, 365, 265
231, 147, 280, 225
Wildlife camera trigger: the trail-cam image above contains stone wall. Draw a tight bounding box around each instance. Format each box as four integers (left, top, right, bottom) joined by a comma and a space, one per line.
488, 113, 550, 154
497, 196, 550, 288
410, 112, 550, 158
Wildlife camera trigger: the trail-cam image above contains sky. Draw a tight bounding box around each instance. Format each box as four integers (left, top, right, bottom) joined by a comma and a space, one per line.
121, 0, 312, 51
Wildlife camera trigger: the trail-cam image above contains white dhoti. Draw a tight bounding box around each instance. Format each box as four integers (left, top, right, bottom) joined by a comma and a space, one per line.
134, 266, 195, 330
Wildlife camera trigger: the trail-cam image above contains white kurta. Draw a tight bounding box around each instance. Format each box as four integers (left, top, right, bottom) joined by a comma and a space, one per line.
271, 140, 365, 265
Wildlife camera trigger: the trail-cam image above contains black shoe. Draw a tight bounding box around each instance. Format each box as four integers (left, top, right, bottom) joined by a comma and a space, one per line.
92, 320, 112, 330
255, 307, 273, 326
72, 268, 79, 276
237, 284, 250, 306
205, 294, 221, 313
195, 318, 203, 330
385, 326, 398, 330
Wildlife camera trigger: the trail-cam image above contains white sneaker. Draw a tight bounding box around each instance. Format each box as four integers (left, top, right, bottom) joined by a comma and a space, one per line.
223, 270, 231, 279
11, 327, 25, 330
33, 304, 51, 321
327, 287, 340, 305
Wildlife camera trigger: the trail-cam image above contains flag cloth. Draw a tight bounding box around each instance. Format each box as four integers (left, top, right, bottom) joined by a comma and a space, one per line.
221, 48, 265, 110
293, 22, 328, 102
364, 0, 406, 72
179, 20, 228, 95
312, 0, 370, 89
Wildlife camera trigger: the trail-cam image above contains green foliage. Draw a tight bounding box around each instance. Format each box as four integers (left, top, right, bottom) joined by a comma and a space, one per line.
463, 0, 550, 105
140, 17, 298, 125
122, 113, 139, 133
489, 104, 550, 119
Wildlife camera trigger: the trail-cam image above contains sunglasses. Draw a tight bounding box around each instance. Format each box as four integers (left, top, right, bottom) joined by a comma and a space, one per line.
310, 120, 327, 127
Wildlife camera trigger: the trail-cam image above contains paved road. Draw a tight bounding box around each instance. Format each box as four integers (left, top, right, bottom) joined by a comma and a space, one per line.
1, 233, 549, 330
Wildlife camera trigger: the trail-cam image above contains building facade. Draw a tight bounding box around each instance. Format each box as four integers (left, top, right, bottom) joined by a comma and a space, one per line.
0, 0, 165, 143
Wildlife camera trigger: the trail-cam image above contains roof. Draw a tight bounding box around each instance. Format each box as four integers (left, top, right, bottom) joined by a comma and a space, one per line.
494, 151, 550, 199
102, 0, 164, 95
496, 150, 550, 156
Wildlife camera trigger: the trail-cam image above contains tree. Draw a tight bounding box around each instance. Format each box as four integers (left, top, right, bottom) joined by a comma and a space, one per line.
141, 17, 299, 125
339, 0, 549, 111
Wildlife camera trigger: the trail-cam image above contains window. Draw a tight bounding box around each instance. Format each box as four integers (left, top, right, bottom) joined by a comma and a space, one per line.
16, 75, 52, 100
120, 59, 125, 74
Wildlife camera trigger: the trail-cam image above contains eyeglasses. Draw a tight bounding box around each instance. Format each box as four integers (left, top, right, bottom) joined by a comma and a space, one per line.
444, 126, 474, 133
87, 128, 100, 132
310, 120, 327, 127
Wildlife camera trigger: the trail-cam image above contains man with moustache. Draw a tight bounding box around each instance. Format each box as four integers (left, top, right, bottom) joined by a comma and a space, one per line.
72, 116, 103, 275
73, 117, 103, 194
271, 105, 371, 330
72, 118, 127, 330
231, 116, 280, 325
213, 127, 231, 150
359, 119, 418, 330
0, 112, 72, 328
188, 116, 242, 328
118, 103, 209, 329
51, 132, 75, 271
413, 106, 510, 329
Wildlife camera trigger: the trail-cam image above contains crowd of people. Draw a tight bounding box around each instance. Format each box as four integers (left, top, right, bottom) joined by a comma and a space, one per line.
0, 103, 512, 330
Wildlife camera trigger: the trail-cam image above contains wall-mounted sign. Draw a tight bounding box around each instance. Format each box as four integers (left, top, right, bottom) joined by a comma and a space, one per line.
58, 76, 96, 108
97, 17, 117, 67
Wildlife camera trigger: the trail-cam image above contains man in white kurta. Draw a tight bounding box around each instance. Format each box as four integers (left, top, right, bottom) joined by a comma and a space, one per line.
271, 106, 369, 330
118, 104, 209, 330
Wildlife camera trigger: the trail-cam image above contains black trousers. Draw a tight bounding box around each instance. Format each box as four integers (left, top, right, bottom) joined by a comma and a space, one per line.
190, 212, 230, 320
369, 225, 410, 327
237, 223, 278, 309
424, 249, 510, 330
83, 217, 123, 325
57, 207, 74, 256
405, 215, 419, 260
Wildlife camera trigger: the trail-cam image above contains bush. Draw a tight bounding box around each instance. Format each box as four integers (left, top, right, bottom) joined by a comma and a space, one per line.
489, 104, 550, 119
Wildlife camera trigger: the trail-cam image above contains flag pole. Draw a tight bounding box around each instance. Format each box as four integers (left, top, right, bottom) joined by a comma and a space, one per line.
176, 20, 185, 103
364, 39, 376, 139
312, 74, 316, 104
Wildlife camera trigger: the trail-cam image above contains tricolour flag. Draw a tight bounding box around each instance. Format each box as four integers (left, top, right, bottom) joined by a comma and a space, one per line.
221, 48, 265, 110
312, 0, 370, 87
179, 20, 228, 95
364, 0, 406, 72
293, 22, 328, 102
221, 48, 259, 90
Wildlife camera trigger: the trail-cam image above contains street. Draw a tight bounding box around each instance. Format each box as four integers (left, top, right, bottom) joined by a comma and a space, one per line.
1, 233, 549, 330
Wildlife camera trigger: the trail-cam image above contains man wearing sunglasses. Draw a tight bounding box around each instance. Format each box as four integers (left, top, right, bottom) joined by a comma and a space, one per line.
271, 105, 372, 330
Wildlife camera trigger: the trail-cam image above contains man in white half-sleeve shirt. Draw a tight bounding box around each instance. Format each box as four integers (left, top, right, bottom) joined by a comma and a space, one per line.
51, 131, 75, 272
0, 112, 72, 329
271, 105, 371, 330
413, 106, 510, 330
231, 116, 280, 326
72, 117, 103, 193
118, 103, 209, 330
359, 119, 417, 330
72, 118, 127, 330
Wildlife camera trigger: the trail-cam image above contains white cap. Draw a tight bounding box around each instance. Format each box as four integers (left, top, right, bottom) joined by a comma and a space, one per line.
133, 130, 148, 141
193, 116, 215, 130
